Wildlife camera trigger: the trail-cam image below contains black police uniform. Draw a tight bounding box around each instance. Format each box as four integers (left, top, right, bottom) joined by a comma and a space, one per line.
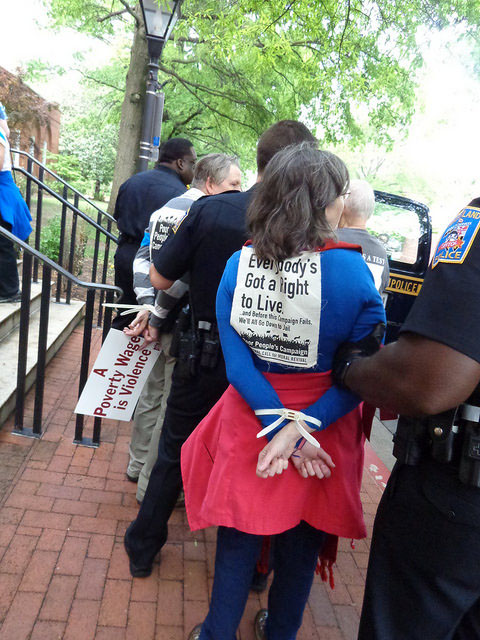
112, 165, 186, 329
359, 199, 480, 640
125, 187, 254, 569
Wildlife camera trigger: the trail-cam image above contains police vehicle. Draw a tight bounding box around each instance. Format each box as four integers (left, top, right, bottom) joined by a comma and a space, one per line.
370, 191, 431, 343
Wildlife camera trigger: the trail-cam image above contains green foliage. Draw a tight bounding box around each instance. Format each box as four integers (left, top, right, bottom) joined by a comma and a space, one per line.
43, 0, 480, 172
48, 151, 85, 186
45, 106, 118, 199
39, 215, 62, 262
39, 215, 88, 275
23, 60, 66, 82
60, 113, 118, 197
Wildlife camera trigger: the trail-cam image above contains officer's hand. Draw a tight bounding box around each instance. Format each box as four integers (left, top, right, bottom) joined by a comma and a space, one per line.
124, 309, 149, 337
332, 322, 385, 389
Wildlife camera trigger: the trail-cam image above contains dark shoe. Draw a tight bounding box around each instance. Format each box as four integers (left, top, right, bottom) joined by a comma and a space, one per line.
124, 527, 153, 578
187, 623, 239, 639
187, 624, 202, 640
0, 291, 21, 303
126, 472, 139, 483
250, 569, 268, 593
254, 609, 268, 640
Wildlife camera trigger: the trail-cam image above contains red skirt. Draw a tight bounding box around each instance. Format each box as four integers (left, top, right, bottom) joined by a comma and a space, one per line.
181, 371, 366, 540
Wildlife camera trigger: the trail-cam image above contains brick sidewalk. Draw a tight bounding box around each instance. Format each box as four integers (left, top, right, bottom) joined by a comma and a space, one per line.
0, 326, 389, 640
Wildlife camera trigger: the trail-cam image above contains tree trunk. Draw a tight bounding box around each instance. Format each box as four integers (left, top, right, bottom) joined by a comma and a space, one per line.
107, 5, 148, 215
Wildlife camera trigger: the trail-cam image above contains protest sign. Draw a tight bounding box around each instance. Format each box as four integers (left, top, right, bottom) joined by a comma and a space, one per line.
74, 329, 161, 421
230, 247, 321, 368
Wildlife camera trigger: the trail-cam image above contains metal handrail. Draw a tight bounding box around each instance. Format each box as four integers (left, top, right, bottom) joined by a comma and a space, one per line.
13, 165, 118, 244
0, 226, 120, 293
11, 148, 116, 223
0, 226, 122, 448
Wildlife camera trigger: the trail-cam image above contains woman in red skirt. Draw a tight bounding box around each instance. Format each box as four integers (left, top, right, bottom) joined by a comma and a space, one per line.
182, 143, 386, 639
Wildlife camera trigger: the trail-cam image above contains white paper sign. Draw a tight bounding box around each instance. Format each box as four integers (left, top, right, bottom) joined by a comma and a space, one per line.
74, 329, 161, 421
230, 247, 322, 368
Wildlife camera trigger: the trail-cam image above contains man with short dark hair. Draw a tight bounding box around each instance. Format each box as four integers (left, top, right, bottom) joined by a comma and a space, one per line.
112, 137, 196, 329
255, 120, 314, 174
124, 121, 316, 581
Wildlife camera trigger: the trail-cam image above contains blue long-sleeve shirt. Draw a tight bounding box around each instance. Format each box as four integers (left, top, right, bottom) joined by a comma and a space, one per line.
216, 245, 386, 436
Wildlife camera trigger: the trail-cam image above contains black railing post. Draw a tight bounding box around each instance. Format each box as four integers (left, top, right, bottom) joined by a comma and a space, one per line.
74, 288, 96, 446
91, 289, 115, 445
91, 211, 101, 284
12, 148, 116, 227
13, 253, 33, 435
33, 166, 44, 281
0, 159, 122, 448
66, 206, 77, 304
32, 265, 52, 436
25, 157, 33, 210
98, 218, 113, 327
12, 155, 118, 252
56, 185, 68, 302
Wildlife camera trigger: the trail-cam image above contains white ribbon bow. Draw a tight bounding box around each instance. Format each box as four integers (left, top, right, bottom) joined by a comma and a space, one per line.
255, 408, 322, 448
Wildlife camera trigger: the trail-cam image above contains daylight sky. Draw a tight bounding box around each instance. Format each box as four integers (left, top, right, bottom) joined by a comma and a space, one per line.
1, 0, 112, 83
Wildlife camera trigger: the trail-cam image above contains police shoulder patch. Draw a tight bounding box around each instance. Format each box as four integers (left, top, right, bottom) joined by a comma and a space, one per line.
173, 205, 191, 233
432, 207, 480, 268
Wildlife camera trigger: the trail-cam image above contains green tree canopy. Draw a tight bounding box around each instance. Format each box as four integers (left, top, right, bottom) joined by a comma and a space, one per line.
43, 0, 480, 204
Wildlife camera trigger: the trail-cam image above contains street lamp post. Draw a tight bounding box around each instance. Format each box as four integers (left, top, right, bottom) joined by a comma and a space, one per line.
138, 0, 183, 172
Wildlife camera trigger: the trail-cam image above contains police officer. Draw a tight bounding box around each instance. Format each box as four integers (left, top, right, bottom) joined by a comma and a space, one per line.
333, 197, 480, 639
112, 137, 196, 329
125, 154, 242, 502
123, 120, 317, 578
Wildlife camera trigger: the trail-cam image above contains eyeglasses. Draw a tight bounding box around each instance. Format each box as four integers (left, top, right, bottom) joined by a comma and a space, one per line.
341, 191, 351, 200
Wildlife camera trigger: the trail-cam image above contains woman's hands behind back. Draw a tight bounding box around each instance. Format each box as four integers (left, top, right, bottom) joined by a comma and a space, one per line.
256, 422, 335, 480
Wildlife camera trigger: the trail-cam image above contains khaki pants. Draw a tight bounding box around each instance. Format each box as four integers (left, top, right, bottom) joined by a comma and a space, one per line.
127, 332, 176, 501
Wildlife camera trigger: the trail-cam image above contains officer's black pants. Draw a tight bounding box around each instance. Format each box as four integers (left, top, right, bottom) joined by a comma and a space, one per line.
359, 460, 480, 640
112, 241, 140, 330
125, 359, 229, 567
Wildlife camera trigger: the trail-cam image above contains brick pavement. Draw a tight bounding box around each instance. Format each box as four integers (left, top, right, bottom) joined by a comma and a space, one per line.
0, 326, 390, 640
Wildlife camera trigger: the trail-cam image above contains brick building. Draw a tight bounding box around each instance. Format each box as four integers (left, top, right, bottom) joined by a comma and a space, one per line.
0, 66, 60, 167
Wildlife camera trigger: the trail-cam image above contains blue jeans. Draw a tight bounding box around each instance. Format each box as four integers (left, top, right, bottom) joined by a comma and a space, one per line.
200, 522, 326, 640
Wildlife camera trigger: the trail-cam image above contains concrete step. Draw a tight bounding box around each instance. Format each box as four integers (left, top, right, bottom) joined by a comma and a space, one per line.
0, 296, 85, 426
0, 282, 42, 343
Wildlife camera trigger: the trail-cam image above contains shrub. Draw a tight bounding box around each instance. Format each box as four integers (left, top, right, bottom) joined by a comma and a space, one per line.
39, 215, 62, 262
39, 216, 88, 277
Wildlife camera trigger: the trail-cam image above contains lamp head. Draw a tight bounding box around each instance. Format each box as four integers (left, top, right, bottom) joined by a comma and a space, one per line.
139, 0, 183, 56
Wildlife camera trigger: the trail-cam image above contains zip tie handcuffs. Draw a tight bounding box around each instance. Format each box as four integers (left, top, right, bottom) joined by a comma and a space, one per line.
255, 408, 322, 448
102, 303, 157, 317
